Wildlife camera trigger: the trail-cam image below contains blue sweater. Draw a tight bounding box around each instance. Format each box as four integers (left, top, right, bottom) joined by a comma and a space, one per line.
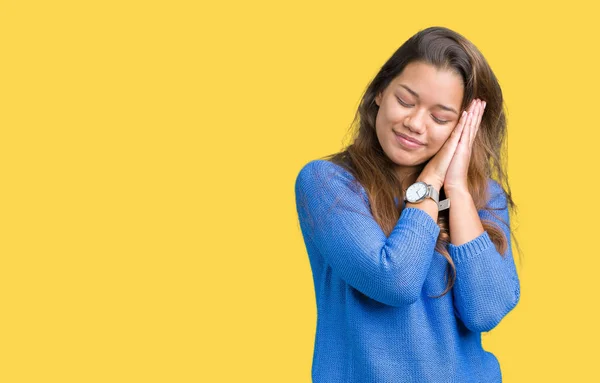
294, 159, 520, 383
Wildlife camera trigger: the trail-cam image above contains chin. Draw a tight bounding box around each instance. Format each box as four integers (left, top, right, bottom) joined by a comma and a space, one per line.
386, 148, 421, 165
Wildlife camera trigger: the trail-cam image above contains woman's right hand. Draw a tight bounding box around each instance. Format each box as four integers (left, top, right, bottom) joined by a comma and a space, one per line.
417, 106, 472, 189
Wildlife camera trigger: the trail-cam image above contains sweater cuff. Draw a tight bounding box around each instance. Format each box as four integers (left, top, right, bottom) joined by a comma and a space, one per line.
400, 207, 441, 239
447, 230, 494, 264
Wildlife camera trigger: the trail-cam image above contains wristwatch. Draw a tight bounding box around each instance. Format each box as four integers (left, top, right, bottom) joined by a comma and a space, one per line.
403, 181, 450, 211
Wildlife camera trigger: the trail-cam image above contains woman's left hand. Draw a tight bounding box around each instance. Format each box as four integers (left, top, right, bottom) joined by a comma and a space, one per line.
443, 98, 486, 194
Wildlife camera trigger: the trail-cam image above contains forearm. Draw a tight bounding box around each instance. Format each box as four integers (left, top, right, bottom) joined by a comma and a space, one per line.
447, 188, 484, 246
445, 185, 520, 332
296, 160, 443, 307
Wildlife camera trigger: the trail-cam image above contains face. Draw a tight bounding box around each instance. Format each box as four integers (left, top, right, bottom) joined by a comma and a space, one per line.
374, 61, 464, 179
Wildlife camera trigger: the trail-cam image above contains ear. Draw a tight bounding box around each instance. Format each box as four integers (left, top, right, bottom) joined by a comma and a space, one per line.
375, 92, 382, 106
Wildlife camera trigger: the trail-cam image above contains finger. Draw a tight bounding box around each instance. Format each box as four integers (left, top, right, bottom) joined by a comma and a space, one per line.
451, 111, 468, 147
469, 100, 481, 143
452, 113, 472, 162
471, 101, 485, 145
440, 111, 467, 164
462, 110, 474, 146
453, 111, 470, 159
467, 98, 478, 113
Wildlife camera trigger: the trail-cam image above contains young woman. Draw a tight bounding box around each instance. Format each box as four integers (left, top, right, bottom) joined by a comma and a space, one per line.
294, 26, 521, 383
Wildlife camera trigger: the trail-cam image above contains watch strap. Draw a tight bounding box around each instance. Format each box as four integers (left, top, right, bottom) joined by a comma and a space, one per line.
438, 198, 450, 211
427, 184, 440, 204
428, 185, 450, 211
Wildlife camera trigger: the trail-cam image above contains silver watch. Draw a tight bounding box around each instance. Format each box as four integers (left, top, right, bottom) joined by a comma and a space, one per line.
403, 181, 450, 211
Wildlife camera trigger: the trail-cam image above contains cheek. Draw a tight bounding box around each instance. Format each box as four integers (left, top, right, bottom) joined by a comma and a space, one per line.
431, 130, 454, 149
376, 106, 398, 131
385, 104, 405, 122
375, 108, 384, 126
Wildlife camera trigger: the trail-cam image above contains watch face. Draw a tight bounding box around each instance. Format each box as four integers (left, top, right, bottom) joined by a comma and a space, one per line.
406, 182, 428, 202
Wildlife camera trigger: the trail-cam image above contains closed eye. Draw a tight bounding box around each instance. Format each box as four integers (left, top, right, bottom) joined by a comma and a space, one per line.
432, 116, 449, 124
397, 97, 450, 124
396, 97, 413, 107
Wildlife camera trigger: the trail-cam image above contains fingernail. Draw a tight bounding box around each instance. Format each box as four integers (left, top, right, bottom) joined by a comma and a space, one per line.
483, 101, 487, 108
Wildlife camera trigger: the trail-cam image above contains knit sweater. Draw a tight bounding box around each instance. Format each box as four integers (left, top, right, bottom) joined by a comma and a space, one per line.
294, 159, 520, 383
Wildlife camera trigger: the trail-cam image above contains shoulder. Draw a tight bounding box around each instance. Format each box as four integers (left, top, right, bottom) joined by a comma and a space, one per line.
295, 159, 367, 202
485, 177, 508, 210
486, 178, 502, 196
295, 159, 356, 188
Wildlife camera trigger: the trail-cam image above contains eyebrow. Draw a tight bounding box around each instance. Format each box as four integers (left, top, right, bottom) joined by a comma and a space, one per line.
398, 84, 459, 115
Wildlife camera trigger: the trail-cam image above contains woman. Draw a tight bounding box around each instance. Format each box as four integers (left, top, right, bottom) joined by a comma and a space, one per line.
294, 26, 521, 383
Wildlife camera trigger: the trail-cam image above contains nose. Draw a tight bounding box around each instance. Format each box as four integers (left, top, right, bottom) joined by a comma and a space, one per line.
404, 108, 427, 134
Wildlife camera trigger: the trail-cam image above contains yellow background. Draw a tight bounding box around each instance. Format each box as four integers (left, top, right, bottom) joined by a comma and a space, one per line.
1, 0, 598, 381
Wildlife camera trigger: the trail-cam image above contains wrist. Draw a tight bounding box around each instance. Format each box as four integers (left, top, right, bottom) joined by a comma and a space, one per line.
416, 176, 443, 192
444, 186, 470, 198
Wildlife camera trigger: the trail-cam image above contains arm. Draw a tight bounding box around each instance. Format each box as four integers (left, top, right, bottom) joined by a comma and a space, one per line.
294, 160, 440, 307
447, 179, 521, 332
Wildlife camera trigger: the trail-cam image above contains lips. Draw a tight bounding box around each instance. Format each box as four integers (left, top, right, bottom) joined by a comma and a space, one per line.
394, 131, 424, 146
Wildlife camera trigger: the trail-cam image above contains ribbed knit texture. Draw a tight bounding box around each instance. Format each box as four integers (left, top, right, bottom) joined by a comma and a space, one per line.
294, 159, 520, 383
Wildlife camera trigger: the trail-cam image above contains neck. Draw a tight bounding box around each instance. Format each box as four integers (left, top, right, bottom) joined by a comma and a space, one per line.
395, 166, 423, 188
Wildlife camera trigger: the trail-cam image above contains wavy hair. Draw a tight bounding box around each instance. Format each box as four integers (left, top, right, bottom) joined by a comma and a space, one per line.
319, 26, 522, 298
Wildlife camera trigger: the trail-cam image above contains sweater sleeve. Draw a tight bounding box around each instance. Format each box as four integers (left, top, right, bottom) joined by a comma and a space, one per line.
294, 159, 441, 307
448, 179, 521, 333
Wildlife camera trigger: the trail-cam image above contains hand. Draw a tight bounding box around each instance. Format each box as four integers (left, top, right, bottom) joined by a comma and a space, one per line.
417, 103, 471, 190
443, 98, 486, 194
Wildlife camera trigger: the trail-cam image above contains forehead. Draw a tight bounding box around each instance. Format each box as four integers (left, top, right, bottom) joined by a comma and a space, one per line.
392, 61, 464, 105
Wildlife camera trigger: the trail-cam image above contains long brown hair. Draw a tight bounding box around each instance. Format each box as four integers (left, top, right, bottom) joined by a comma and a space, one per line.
319, 26, 522, 298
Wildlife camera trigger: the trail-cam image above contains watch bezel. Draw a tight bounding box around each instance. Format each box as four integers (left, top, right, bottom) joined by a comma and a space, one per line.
405, 181, 430, 203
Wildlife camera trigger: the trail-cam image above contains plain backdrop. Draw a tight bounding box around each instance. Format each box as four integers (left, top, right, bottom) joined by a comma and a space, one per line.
1, 0, 598, 382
